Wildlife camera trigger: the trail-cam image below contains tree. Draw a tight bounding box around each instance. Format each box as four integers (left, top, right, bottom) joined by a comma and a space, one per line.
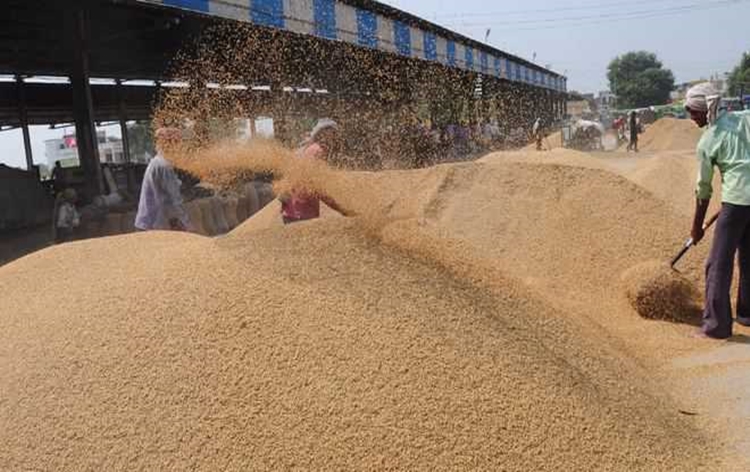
567, 91, 585, 101
607, 51, 675, 108
728, 52, 750, 97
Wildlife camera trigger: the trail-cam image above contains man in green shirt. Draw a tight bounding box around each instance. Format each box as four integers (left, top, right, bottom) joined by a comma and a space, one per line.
688, 82, 750, 339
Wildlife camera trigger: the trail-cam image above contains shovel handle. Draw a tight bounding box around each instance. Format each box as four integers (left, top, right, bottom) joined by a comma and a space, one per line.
704, 212, 720, 230
670, 241, 694, 268
670, 211, 721, 268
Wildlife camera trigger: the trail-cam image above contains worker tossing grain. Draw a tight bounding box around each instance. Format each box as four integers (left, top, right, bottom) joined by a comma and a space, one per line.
280, 119, 351, 224
135, 127, 190, 232
687, 82, 750, 339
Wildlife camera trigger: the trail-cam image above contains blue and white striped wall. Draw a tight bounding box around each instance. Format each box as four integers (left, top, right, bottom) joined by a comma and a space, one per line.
140, 0, 567, 92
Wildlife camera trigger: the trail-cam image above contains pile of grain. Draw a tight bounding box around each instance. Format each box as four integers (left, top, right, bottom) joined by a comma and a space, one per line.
625, 152, 701, 215
623, 152, 724, 219
408, 155, 696, 295
637, 117, 704, 152
621, 261, 702, 323
0, 146, 721, 470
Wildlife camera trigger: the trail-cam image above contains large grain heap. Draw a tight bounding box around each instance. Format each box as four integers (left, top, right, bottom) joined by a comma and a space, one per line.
0, 142, 735, 470
636, 117, 704, 152
2, 20, 747, 472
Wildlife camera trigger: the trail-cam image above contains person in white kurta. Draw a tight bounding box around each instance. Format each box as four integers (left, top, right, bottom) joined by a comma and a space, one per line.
135, 128, 189, 231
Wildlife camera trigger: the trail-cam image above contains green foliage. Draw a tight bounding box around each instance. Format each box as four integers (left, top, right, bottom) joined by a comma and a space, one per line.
728, 52, 750, 97
607, 51, 675, 108
567, 91, 585, 101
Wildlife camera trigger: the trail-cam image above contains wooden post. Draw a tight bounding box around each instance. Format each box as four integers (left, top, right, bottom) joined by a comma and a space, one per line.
70, 6, 103, 198
115, 79, 135, 194
16, 76, 34, 171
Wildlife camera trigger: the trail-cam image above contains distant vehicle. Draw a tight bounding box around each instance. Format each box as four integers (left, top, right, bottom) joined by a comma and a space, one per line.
565, 120, 605, 151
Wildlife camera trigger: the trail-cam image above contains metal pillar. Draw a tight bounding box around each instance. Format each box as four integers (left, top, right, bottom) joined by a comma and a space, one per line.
547, 91, 554, 124
561, 97, 566, 119
15, 76, 34, 172
70, 6, 103, 198
115, 79, 135, 194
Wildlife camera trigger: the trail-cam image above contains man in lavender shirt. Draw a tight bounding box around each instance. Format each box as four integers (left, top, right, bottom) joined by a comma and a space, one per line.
135, 127, 190, 231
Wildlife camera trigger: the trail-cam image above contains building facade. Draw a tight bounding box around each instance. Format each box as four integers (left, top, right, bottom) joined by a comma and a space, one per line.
45, 130, 130, 168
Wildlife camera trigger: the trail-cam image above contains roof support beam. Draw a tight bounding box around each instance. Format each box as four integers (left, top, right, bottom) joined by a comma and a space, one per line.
15, 76, 34, 171
70, 5, 104, 198
116, 78, 136, 194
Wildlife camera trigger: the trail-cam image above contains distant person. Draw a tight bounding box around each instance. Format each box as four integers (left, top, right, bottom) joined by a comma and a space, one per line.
686, 82, 750, 339
510, 126, 526, 148
55, 188, 80, 244
52, 161, 66, 194
626, 111, 639, 153
533, 117, 544, 151
135, 127, 190, 231
280, 119, 351, 224
484, 120, 501, 149
613, 116, 625, 142
471, 121, 484, 152
413, 121, 434, 168
444, 123, 457, 156
456, 122, 470, 156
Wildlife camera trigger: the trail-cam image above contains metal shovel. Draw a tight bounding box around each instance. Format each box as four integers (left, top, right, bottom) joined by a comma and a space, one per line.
671, 212, 720, 269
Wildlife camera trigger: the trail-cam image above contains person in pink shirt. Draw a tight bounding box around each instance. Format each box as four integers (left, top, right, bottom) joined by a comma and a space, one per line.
280, 119, 351, 224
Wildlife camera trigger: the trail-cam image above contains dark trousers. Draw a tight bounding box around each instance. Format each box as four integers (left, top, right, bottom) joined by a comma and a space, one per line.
55, 227, 74, 244
627, 131, 638, 151
703, 203, 750, 338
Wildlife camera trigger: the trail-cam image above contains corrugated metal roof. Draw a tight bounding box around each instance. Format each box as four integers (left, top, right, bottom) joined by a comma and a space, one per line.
133, 0, 567, 92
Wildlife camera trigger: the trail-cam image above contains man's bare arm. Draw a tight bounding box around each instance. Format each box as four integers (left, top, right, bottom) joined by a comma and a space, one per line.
321, 195, 353, 217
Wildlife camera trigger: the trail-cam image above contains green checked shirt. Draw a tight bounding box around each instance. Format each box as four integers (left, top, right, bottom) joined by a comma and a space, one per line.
696, 110, 750, 205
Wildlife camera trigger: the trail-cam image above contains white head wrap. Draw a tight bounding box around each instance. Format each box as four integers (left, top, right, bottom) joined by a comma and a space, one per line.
685, 82, 722, 125
311, 118, 338, 140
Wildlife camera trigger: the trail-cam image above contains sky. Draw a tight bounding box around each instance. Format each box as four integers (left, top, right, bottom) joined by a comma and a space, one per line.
2, 0, 748, 170
383, 0, 750, 92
